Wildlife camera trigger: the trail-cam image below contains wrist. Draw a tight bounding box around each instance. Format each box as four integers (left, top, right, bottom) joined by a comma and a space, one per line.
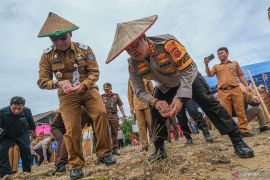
153, 99, 160, 108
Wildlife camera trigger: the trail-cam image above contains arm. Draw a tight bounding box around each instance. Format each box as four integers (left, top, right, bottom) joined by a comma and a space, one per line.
117, 95, 126, 117
81, 48, 100, 89
37, 54, 55, 89
26, 108, 36, 131
127, 80, 135, 114
204, 60, 216, 77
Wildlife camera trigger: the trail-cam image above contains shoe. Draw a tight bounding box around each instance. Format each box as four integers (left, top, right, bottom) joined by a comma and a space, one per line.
202, 127, 214, 143
112, 149, 121, 156
140, 147, 148, 152
97, 155, 116, 166
260, 126, 270, 132
146, 149, 167, 163
240, 132, 255, 138
51, 164, 66, 175
70, 168, 84, 180
184, 133, 193, 145
228, 131, 254, 158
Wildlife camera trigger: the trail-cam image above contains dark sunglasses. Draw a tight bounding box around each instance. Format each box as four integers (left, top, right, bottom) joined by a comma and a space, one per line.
50, 34, 68, 41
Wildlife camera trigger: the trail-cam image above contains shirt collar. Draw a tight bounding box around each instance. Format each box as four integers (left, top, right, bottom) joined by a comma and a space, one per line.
220, 60, 232, 64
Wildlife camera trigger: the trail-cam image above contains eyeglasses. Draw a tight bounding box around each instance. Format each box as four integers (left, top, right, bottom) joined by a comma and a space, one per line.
50, 34, 68, 41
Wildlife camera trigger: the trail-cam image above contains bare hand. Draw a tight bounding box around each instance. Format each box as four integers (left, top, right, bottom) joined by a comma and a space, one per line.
170, 98, 183, 117
130, 108, 135, 115
74, 83, 87, 94
154, 100, 169, 112
204, 57, 210, 65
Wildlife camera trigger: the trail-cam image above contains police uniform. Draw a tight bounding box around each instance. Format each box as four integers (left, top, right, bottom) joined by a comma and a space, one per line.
37, 12, 112, 170
101, 92, 123, 151
106, 15, 254, 159
128, 79, 153, 148
208, 61, 249, 133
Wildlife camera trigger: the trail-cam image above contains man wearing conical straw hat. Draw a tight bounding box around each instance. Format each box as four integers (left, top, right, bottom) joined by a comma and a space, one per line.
37, 12, 116, 179
106, 15, 254, 162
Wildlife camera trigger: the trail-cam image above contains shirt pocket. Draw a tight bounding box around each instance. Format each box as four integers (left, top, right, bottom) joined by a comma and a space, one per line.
228, 65, 237, 76
51, 62, 65, 72
77, 59, 88, 74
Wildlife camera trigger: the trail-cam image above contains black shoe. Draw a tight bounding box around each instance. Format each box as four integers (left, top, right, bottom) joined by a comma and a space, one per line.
240, 132, 255, 138
112, 149, 121, 156
97, 155, 116, 166
202, 127, 214, 143
140, 147, 148, 152
52, 165, 66, 175
228, 131, 254, 158
70, 168, 84, 180
184, 134, 193, 145
146, 150, 167, 163
260, 126, 270, 132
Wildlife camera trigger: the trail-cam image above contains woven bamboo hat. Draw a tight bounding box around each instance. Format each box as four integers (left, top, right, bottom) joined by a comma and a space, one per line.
38, 12, 79, 38
106, 15, 158, 64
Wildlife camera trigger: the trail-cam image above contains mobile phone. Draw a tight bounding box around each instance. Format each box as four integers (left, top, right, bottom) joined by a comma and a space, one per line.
207, 54, 215, 61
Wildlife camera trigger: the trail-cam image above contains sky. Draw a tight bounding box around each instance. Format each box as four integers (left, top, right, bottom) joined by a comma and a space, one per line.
0, 0, 270, 115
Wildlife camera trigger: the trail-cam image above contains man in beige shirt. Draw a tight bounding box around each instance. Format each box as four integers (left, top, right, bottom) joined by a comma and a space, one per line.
128, 78, 154, 151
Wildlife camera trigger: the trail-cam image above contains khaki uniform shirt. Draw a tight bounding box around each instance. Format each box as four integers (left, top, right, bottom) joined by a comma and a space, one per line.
37, 42, 99, 94
128, 79, 154, 110
101, 93, 123, 113
209, 60, 244, 89
128, 34, 198, 103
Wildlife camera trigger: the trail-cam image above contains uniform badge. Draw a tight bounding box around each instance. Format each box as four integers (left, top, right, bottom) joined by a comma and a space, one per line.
43, 46, 53, 54
87, 53, 95, 60
76, 54, 85, 61
51, 59, 62, 63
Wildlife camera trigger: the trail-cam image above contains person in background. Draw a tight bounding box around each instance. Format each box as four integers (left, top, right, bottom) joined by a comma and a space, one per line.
33, 137, 54, 165
0, 96, 36, 178
117, 127, 125, 149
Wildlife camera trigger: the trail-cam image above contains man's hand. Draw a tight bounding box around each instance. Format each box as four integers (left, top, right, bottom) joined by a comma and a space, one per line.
204, 57, 211, 65
154, 100, 169, 112
74, 83, 87, 94
170, 98, 183, 117
130, 108, 135, 115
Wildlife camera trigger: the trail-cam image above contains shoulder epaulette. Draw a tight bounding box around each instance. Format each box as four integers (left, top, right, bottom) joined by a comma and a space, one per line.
78, 43, 89, 51
43, 46, 53, 54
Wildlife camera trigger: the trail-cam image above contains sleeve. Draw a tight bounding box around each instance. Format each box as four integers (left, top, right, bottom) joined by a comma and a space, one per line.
37, 53, 54, 89
235, 62, 244, 76
81, 48, 100, 89
163, 38, 197, 99
129, 61, 153, 104
26, 108, 36, 131
127, 80, 134, 109
146, 80, 154, 94
116, 94, 123, 106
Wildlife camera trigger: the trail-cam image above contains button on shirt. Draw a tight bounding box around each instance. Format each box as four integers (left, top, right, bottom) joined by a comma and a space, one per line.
209, 60, 244, 89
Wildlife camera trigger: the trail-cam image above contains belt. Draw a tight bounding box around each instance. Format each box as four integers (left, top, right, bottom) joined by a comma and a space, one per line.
107, 112, 117, 115
218, 85, 238, 91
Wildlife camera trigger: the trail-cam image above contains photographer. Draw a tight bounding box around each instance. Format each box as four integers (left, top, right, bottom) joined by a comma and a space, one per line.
0, 96, 36, 178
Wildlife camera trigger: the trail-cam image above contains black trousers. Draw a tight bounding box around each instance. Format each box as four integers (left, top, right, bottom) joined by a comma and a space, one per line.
0, 133, 31, 177
176, 99, 209, 136
151, 73, 237, 149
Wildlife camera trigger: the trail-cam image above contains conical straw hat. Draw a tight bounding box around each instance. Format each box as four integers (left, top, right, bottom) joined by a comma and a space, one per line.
106, 15, 158, 64
38, 12, 79, 38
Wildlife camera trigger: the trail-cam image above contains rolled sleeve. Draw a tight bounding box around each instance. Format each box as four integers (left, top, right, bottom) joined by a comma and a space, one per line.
37, 54, 55, 90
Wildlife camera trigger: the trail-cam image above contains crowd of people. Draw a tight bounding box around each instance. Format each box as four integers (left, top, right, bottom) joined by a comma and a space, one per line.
0, 9, 270, 180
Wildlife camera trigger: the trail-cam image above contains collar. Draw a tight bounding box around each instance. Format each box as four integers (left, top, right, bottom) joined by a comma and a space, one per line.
220, 60, 232, 65
147, 39, 158, 56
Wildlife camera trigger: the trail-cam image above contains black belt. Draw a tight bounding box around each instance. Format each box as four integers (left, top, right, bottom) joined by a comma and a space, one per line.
108, 112, 117, 115
218, 85, 238, 91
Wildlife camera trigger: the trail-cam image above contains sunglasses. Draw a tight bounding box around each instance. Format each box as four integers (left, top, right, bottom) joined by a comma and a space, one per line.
50, 34, 68, 41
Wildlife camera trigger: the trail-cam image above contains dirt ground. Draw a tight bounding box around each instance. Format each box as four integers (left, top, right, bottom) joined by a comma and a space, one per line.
8, 122, 270, 180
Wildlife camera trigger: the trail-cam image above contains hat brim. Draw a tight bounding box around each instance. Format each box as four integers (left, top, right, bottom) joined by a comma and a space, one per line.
38, 26, 79, 38
106, 15, 158, 64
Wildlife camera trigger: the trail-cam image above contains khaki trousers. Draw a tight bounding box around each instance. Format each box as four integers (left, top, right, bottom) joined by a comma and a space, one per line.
59, 87, 111, 168
218, 87, 248, 133
135, 108, 152, 148
107, 114, 119, 150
